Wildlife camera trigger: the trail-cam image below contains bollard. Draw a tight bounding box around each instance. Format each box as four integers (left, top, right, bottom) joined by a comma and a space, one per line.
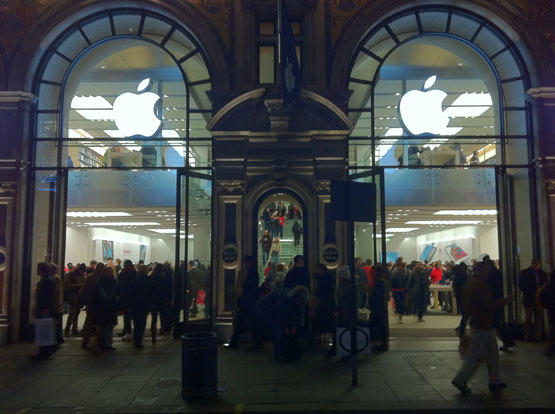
181, 331, 217, 401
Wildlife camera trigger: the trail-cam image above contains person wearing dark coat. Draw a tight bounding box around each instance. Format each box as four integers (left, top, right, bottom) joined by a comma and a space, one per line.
408, 262, 430, 321
32, 262, 58, 360
452, 262, 468, 338
484, 255, 515, 350
310, 264, 335, 347
370, 264, 389, 352
261, 208, 271, 231
391, 263, 409, 324
162, 262, 174, 335
259, 230, 272, 265
292, 221, 302, 247
91, 266, 119, 350
64, 263, 86, 336
519, 259, 549, 341
228, 256, 263, 349
131, 265, 152, 349
116, 260, 136, 339
149, 263, 170, 343
537, 271, 555, 356
256, 285, 308, 360
283, 255, 310, 289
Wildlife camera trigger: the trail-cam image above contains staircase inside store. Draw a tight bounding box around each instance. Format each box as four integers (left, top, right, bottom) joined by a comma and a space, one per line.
258, 218, 303, 270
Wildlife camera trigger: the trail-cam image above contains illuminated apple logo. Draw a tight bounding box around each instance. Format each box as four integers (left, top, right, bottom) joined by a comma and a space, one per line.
399, 76, 450, 135
112, 78, 161, 137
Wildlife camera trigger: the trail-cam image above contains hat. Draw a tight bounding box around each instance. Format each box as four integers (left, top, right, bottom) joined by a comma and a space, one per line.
77, 263, 87, 271
338, 265, 350, 280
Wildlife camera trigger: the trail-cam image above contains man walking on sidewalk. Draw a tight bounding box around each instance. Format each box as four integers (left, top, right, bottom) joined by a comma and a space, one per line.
452, 262, 513, 394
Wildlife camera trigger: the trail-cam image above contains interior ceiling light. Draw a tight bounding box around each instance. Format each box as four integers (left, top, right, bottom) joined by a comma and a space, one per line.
85, 222, 160, 226
71, 96, 112, 109
386, 227, 419, 232
67, 212, 131, 218
434, 210, 497, 215
406, 220, 482, 225
149, 229, 185, 234
443, 92, 492, 118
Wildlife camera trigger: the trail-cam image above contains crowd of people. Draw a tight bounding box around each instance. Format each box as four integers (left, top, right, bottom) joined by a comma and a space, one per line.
31, 257, 209, 360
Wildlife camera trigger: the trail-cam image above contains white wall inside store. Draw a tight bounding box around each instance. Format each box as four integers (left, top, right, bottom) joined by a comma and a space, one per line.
383, 225, 499, 263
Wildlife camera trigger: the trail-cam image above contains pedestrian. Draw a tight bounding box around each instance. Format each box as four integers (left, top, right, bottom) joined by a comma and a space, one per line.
519, 258, 548, 342
47, 263, 64, 344
161, 261, 174, 335
278, 214, 285, 238
430, 261, 443, 284
227, 255, 263, 350
270, 237, 282, 265
537, 271, 555, 356
64, 263, 86, 336
261, 207, 271, 231
149, 263, 170, 343
131, 265, 151, 349
91, 266, 119, 350
484, 255, 515, 350
325, 265, 352, 358
273, 263, 287, 290
259, 229, 272, 265
391, 261, 409, 324
370, 264, 389, 352
408, 261, 430, 322
31, 262, 58, 360
310, 263, 335, 348
116, 260, 136, 340
186, 261, 202, 318
353, 257, 368, 309
452, 262, 513, 394
115, 258, 122, 274
80, 262, 104, 349
452, 262, 469, 338
292, 220, 302, 247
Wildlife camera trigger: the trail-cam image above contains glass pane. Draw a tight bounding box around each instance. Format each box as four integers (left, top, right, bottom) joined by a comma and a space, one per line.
181, 53, 210, 83
291, 22, 301, 36
449, 14, 480, 40
183, 174, 212, 325
388, 13, 418, 37
142, 16, 172, 38
259, 46, 275, 84
189, 83, 212, 111
505, 138, 529, 165
493, 50, 521, 81
502, 80, 526, 107
351, 52, 379, 82
37, 113, 58, 138
505, 109, 527, 136
259, 21, 275, 35
349, 142, 373, 167
42, 53, 70, 84
113, 14, 141, 35
474, 26, 506, 57
38, 83, 60, 111
377, 138, 501, 167
189, 140, 212, 167
30, 171, 58, 321
350, 111, 372, 136
420, 11, 448, 33
57, 30, 89, 60
189, 112, 211, 137
35, 141, 59, 167
364, 28, 396, 58
348, 81, 372, 109
82, 17, 112, 44
384, 167, 498, 262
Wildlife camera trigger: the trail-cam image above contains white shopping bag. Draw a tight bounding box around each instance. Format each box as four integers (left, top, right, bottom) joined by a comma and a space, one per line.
336, 326, 371, 357
35, 318, 56, 347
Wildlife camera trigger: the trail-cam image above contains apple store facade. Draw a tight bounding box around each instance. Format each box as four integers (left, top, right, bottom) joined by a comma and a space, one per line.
0, 1, 553, 344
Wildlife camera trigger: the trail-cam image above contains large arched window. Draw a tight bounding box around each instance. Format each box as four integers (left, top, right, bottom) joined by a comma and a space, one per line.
347, 6, 537, 313
34, 9, 213, 169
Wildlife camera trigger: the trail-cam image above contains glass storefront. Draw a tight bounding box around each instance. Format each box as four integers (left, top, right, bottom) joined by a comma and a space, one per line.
29, 11, 213, 331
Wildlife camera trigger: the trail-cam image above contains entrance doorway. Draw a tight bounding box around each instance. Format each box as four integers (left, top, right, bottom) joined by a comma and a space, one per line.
255, 192, 305, 280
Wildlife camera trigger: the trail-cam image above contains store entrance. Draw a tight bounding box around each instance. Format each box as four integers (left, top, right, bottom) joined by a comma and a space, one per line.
255, 192, 305, 282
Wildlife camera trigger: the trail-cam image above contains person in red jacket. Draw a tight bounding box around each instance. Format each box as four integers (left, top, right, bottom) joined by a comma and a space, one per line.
363, 259, 373, 287
430, 262, 443, 284
278, 215, 285, 238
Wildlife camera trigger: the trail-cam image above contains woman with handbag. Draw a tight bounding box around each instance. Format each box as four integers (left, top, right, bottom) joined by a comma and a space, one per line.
32, 262, 58, 360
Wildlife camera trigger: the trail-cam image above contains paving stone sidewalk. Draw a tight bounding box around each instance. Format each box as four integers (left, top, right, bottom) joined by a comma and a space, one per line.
0, 336, 554, 413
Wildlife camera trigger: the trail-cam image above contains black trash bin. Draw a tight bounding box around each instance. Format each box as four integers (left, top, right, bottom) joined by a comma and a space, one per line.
181, 331, 217, 401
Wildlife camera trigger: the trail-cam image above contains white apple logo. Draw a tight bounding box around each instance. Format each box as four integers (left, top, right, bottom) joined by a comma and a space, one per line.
399, 75, 450, 135
112, 78, 161, 137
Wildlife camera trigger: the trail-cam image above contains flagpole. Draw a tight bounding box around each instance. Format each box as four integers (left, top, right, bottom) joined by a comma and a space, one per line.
277, 0, 281, 65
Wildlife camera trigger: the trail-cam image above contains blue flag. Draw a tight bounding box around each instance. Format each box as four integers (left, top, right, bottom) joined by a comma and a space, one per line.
280, 1, 301, 108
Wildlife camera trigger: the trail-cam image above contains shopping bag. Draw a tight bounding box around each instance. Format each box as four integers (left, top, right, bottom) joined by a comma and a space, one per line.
357, 294, 370, 322
35, 318, 56, 347
336, 327, 371, 357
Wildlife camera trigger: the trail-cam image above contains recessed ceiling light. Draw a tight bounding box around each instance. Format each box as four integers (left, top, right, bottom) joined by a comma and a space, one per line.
85, 222, 160, 226
433, 210, 497, 216
406, 220, 482, 225
386, 227, 419, 232
67, 212, 131, 218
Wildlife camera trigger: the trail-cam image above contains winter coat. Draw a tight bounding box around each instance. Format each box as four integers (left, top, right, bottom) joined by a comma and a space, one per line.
149, 274, 170, 311
270, 242, 282, 255
370, 279, 387, 317
34, 276, 57, 318
336, 282, 353, 327
117, 267, 137, 308
408, 268, 430, 297
313, 272, 335, 333
519, 267, 548, 307
283, 266, 310, 290
130, 273, 152, 314
260, 234, 272, 251
91, 275, 119, 326
391, 269, 409, 291
292, 222, 302, 237
63, 270, 84, 307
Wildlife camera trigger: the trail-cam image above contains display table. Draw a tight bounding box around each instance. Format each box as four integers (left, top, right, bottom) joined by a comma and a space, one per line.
429, 284, 457, 314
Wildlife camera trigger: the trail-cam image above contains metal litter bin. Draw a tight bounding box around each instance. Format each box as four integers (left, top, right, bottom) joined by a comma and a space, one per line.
181, 331, 217, 400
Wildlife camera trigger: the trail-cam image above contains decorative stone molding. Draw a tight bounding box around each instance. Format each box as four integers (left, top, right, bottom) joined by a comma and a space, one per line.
0, 91, 37, 104
264, 99, 289, 132
546, 180, 555, 195
216, 181, 245, 195
315, 180, 331, 195
0, 183, 16, 194
526, 87, 555, 100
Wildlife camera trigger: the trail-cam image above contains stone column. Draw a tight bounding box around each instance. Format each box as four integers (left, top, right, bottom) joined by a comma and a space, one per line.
0, 91, 36, 345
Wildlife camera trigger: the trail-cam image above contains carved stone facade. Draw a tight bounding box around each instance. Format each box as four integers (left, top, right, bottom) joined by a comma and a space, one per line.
216, 180, 245, 195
